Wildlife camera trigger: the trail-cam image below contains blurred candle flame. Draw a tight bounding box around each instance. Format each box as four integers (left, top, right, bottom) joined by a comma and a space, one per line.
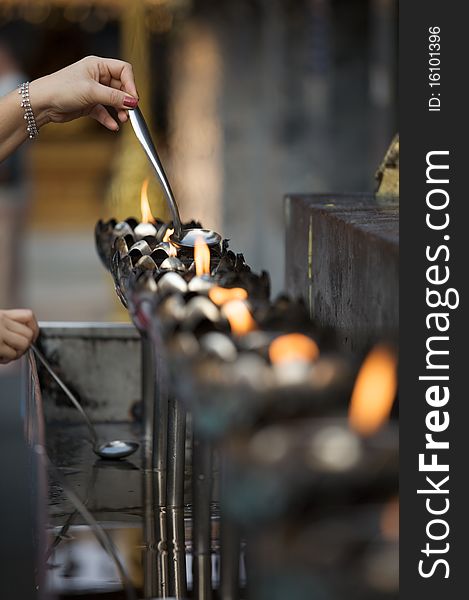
209, 286, 248, 306
222, 300, 256, 335
194, 236, 211, 276
269, 333, 319, 364
349, 345, 397, 436
140, 178, 155, 224
163, 228, 174, 243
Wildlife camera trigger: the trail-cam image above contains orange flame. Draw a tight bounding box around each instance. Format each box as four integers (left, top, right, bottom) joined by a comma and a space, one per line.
348, 345, 397, 437
209, 286, 248, 306
194, 236, 211, 276
222, 300, 256, 335
269, 333, 319, 365
162, 228, 177, 256
140, 179, 155, 224
163, 228, 174, 243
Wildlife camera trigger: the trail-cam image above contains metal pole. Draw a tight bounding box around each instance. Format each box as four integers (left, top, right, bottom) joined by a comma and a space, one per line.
141, 336, 159, 599
142, 334, 170, 597
155, 505, 170, 598
167, 395, 186, 509
220, 452, 240, 600
151, 324, 175, 597
166, 394, 187, 597
167, 506, 187, 598
141, 336, 155, 469
142, 468, 158, 599
220, 517, 241, 600
151, 331, 169, 501
192, 434, 213, 600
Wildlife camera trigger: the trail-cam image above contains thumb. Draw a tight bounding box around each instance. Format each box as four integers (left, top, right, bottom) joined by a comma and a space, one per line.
90, 82, 138, 110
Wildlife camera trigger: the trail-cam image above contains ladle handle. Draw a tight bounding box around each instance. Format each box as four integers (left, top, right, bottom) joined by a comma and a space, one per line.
128, 107, 183, 238
31, 344, 98, 446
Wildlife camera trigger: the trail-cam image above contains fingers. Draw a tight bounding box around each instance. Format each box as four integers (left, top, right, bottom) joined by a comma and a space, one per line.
0, 312, 32, 361
4, 308, 35, 324
29, 312, 40, 342
108, 77, 124, 91
106, 79, 131, 123
3, 308, 39, 343
89, 104, 119, 131
2, 328, 31, 355
0, 343, 17, 364
4, 318, 34, 341
90, 81, 138, 112
117, 109, 129, 123
98, 58, 139, 98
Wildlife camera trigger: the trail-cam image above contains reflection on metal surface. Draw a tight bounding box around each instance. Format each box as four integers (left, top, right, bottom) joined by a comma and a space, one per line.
47, 523, 141, 595
45, 418, 225, 598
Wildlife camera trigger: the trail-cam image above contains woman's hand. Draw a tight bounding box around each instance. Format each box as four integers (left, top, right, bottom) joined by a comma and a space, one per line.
0, 309, 39, 364
29, 56, 139, 132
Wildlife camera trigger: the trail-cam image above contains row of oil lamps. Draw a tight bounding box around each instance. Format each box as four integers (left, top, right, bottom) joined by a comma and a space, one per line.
95, 182, 399, 599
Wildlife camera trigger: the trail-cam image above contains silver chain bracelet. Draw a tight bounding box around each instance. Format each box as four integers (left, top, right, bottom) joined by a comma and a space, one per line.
19, 82, 39, 140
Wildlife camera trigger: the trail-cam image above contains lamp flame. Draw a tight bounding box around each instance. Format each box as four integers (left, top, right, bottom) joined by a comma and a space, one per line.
163, 228, 174, 243
194, 236, 211, 276
209, 286, 248, 306
348, 345, 397, 436
269, 333, 319, 364
140, 178, 155, 224
222, 300, 256, 335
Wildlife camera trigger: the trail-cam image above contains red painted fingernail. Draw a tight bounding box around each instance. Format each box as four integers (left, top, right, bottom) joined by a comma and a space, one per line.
123, 96, 138, 108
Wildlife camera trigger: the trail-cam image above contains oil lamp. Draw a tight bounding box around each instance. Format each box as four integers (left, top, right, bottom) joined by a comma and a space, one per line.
208, 286, 248, 306
160, 256, 186, 272
216, 346, 398, 600
95, 217, 137, 268
187, 237, 215, 293
221, 300, 257, 336
114, 219, 136, 237
199, 332, 238, 362
183, 296, 223, 332
135, 255, 158, 272
128, 240, 153, 264
269, 333, 320, 386
157, 272, 188, 295
133, 179, 158, 240
151, 242, 175, 266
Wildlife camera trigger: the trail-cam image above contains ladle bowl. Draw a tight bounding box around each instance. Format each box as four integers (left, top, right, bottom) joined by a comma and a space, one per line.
95, 440, 140, 460
170, 228, 222, 250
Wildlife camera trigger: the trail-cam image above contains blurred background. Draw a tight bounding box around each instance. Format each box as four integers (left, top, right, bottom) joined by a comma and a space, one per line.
0, 0, 397, 321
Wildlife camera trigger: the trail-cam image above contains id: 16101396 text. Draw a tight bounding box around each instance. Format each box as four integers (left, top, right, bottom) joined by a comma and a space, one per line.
428, 26, 441, 112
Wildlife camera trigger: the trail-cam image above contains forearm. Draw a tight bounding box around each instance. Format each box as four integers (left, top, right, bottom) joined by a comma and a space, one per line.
0, 83, 49, 163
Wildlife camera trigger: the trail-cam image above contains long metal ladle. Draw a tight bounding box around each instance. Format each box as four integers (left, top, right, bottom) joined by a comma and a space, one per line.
128, 107, 222, 249
31, 344, 139, 460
